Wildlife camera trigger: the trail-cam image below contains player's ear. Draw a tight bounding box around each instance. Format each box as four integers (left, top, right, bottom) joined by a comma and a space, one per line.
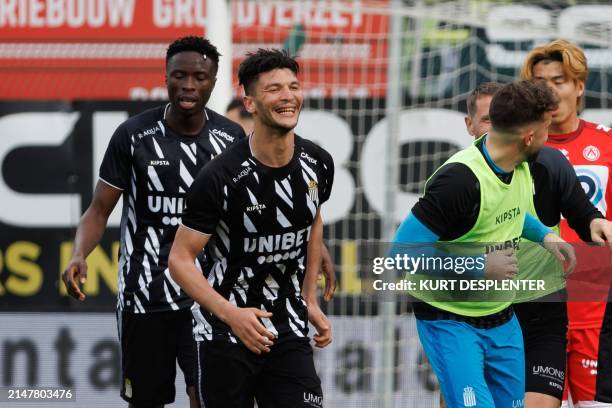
576, 80, 585, 98
523, 129, 535, 146
244, 95, 256, 114
464, 116, 473, 136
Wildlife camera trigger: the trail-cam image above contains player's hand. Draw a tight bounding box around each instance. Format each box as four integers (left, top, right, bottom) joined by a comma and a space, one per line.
224, 306, 275, 354
320, 244, 337, 302
307, 302, 332, 348
543, 233, 576, 275
62, 256, 88, 301
484, 248, 518, 280
590, 218, 612, 246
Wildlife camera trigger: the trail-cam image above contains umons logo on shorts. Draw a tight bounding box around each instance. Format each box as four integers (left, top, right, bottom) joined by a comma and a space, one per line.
303, 392, 322, 408
463, 386, 476, 407
532, 365, 565, 381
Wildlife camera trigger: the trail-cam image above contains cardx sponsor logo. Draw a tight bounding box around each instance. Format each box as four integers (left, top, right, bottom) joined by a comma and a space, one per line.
211, 128, 235, 143
301, 151, 318, 165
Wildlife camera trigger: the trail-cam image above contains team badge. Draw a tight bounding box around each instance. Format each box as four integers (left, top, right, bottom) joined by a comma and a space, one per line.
308, 180, 319, 203
583, 145, 600, 162
463, 386, 476, 407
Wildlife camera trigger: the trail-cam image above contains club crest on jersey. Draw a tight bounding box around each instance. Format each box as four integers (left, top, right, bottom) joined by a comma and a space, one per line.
583, 145, 601, 162
308, 180, 318, 202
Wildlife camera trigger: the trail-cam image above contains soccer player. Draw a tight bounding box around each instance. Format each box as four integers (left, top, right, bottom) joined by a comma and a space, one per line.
465, 82, 611, 408
224, 99, 337, 301
61, 36, 246, 407
521, 39, 612, 406
168, 49, 334, 408
394, 79, 575, 407
464, 82, 498, 139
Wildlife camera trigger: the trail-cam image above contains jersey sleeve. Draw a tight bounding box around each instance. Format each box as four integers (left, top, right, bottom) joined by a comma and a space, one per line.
411, 163, 480, 240
539, 147, 603, 241
181, 162, 225, 235
99, 124, 132, 190
319, 148, 335, 205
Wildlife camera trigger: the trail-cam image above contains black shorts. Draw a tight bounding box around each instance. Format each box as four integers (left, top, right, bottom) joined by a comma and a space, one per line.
514, 290, 568, 400
196, 338, 323, 408
118, 308, 196, 405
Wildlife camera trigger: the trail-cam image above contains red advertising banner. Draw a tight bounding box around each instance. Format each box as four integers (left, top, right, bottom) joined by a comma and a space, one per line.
0, 0, 389, 99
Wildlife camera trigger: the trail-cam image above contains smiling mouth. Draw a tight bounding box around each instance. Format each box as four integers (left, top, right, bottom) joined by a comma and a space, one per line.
275, 106, 296, 116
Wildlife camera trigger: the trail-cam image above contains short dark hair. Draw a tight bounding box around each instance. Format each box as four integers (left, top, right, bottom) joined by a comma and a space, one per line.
490, 79, 558, 133
226, 98, 252, 119
238, 49, 299, 95
166, 36, 220, 68
467, 82, 503, 117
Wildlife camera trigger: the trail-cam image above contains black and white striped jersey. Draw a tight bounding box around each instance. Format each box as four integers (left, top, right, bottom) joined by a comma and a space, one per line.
99, 105, 245, 313
182, 135, 334, 343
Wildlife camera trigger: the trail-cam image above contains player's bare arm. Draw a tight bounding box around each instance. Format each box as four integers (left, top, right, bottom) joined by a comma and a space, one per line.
169, 225, 275, 354
303, 210, 332, 348
62, 180, 122, 301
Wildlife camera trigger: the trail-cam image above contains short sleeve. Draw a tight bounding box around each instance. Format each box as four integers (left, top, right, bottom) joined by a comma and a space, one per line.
99, 125, 132, 190
319, 149, 335, 204
181, 162, 225, 235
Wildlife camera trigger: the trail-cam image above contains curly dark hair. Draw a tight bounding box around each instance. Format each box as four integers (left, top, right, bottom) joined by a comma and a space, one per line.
490, 79, 558, 133
238, 49, 299, 95
166, 36, 220, 68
